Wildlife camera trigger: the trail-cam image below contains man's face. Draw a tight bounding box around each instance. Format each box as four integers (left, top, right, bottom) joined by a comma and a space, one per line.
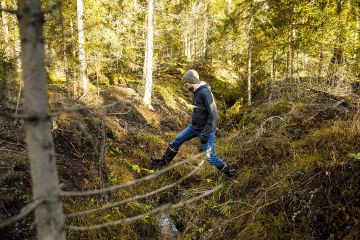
183, 82, 194, 90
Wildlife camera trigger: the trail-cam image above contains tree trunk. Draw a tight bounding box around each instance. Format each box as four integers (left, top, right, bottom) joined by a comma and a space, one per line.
290, 24, 296, 79
59, 0, 70, 97
203, 14, 209, 60
70, 20, 78, 96
77, 0, 88, 95
317, 45, 324, 81
184, 33, 188, 58
1, 0, 10, 55
14, 38, 21, 75
271, 50, 275, 82
143, 0, 154, 107
247, 1, 253, 106
247, 42, 252, 106
226, 0, 233, 13
185, 32, 191, 60
184, 13, 192, 61
286, 29, 290, 79
268, 50, 275, 102
16, 0, 65, 239
194, 25, 198, 60
355, 14, 359, 59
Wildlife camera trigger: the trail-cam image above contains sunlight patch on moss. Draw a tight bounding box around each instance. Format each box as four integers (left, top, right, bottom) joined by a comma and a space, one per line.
238, 221, 266, 240
284, 153, 323, 173
155, 85, 179, 110
137, 132, 166, 152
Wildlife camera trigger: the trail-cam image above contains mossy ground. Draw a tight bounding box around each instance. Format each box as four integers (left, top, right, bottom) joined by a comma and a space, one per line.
0, 71, 359, 240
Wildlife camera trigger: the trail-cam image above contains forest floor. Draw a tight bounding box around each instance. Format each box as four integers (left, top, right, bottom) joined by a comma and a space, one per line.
0, 72, 359, 240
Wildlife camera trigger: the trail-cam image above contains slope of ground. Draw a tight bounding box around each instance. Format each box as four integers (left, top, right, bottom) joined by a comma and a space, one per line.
177, 86, 360, 239
1, 72, 359, 240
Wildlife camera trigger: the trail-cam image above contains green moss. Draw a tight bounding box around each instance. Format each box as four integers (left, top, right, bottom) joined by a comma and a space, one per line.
263, 100, 291, 116
263, 214, 287, 239
200, 71, 241, 107
154, 85, 179, 109
347, 152, 360, 161
217, 140, 239, 159
292, 124, 353, 157
238, 221, 266, 240
239, 108, 267, 127
48, 70, 65, 83
284, 153, 323, 173
136, 132, 165, 152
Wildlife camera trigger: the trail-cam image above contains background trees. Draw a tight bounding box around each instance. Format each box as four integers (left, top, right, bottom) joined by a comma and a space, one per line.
2, 0, 358, 99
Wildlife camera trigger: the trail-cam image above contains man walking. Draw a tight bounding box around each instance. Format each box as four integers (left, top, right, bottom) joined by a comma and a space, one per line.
151, 69, 235, 178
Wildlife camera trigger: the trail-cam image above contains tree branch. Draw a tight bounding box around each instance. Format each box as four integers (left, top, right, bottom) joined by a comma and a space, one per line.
13, 101, 121, 120
0, 8, 18, 15
61, 151, 206, 197
67, 160, 205, 218
0, 198, 45, 229
66, 184, 223, 231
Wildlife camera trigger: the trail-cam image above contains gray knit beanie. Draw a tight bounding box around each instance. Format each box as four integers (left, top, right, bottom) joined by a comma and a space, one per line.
182, 69, 200, 84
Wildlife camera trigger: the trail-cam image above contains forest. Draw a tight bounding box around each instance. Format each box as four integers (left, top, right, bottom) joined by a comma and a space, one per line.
0, 0, 359, 239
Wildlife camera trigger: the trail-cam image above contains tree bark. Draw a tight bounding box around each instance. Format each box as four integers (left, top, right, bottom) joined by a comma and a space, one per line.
247, 1, 254, 106
247, 40, 252, 106
286, 28, 290, 79
268, 50, 275, 102
203, 14, 209, 60
70, 20, 78, 96
271, 50, 275, 82
77, 0, 88, 95
290, 24, 295, 79
17, 0, 65, 239
143, 0, 154, 107
355, 14, 359, 59
59, 0, 70, 97
226, 0, 233, 13
317, 45, 324, 81
1, 0, 10, 55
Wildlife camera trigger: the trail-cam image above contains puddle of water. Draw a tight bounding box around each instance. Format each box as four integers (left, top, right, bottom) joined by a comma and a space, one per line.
159, 213, 180, 238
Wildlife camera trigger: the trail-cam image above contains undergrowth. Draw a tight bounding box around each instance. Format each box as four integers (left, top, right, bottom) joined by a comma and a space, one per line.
1, 68, 359, 240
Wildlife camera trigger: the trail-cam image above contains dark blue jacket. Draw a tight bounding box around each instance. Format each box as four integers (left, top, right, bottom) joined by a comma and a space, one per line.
191, 84, 218, 137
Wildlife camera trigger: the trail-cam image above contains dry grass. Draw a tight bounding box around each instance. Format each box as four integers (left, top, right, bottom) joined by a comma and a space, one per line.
177, 96, 359, 240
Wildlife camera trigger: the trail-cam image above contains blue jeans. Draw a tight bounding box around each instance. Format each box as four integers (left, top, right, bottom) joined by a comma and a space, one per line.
169, 125, 226, 169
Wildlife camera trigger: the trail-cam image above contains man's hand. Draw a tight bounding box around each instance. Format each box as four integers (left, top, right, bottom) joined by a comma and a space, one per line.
200, 134, 209, 144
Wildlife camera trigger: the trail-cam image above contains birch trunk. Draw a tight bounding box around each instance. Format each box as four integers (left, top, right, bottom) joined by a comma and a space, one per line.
184, 33, 188, 58
355, 15, 359, 59
290, 25, 295, 79
271, 50, 275, 82
247, 42, 252, 106
17, 0, 65, 239
203, 15, 209, 59
226, 0, 233, 13
77, 0, 88, 95
286, 29, 290, 79
14, 38, 21, 75
247, 1, 253, 106
1, 0, 10, 54
143, 0, 154, 107
185, 33, 191, 59
317, 45, 324, 81
59, 0, 70, 97
268, 51, 274, 102
70, 20, 78, 96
